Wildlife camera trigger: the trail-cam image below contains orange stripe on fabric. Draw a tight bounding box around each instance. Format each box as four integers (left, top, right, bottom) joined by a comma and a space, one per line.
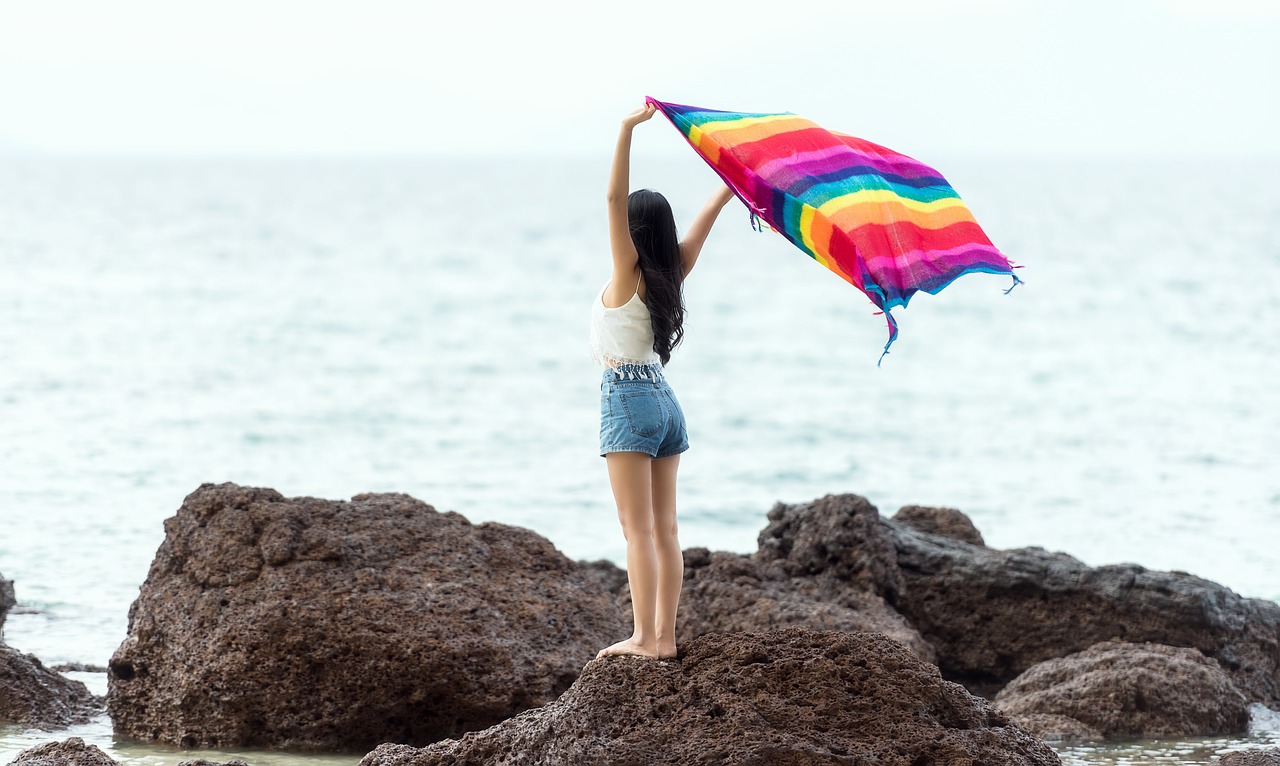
796, 205, 861, 288
699, 115, 817, 148
827, 199, 978, 231
687, 124, 722, 165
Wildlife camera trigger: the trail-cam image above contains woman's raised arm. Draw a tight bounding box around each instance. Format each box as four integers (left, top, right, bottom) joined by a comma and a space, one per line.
679, 186, 736, 279
606, 104, 657, 278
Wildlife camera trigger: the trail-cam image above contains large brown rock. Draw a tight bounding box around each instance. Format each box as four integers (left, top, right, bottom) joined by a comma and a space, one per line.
887, 518, 1280, 704
107, 483, 627, 751
994, 640, 1250, 740
1, 646, 102, 729
756, 495, 904, 604
5, 738, 118, 766
358, 628, 1060, 766
678, 547, 935, 662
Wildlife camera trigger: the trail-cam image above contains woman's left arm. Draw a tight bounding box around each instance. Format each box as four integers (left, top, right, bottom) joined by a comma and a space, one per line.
679, 186, 737, 279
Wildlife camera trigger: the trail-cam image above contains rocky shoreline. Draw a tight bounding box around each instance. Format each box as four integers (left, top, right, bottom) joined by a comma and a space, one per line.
3, 482, 1279, 765
1, 568, 102, 730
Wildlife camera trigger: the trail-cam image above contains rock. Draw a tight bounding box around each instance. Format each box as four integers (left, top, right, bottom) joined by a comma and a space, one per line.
1000, 714, 1102, 742
756, 495, 904, 604
1220, 749, 1280, 766
1, 646, 103, 728
994, 640, 1249, 740
677, 547, 935, 662
892, 505, 985, 546
107, 482, 627, 751
576, 558, 628, 595
49, 663, 107, 674
5, 738, 118, 766
1, 573, 14, 634
359, 628, 1059, 766
885, 515, 1280, 704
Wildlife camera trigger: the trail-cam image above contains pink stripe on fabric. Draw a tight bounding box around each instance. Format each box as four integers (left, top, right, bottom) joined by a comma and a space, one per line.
860, 244, 1005, 264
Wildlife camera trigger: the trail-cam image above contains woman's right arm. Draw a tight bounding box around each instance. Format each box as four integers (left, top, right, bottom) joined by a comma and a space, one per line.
606, 104, 657, 280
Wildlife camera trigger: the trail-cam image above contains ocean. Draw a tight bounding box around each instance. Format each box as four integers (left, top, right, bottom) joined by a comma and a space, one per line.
1, 155, 1277, 765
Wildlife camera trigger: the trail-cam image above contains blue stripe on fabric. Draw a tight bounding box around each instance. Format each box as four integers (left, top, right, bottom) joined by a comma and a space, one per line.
665, 105, 788, 125
783, 165, 950, 193
784, 176, 959, 208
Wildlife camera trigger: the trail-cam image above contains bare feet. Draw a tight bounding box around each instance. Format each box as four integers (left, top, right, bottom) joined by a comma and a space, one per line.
657, 639, 677, 660
595, 637, 659, 660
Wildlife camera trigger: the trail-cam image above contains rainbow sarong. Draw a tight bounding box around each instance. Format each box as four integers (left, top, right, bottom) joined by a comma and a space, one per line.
647, 97, 1021, 363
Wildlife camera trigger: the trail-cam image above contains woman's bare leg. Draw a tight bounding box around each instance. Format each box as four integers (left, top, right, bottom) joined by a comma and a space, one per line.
651, 454, 682, 659
597, 451, 659, 658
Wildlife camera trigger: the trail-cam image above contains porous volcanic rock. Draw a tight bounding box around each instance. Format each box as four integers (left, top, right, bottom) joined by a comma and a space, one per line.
756, 495, 904, 604
677, 547, 935, 662
576, 558, 628, 595
886, 517, 1280, 704
1001, 714, 1102, 742
1, 572, 14, 633
892, 505, 985, 546
358, 628, 1060, 766
994, 640, 1249, 740
1220, 749, 1280, 766
1, 645, 102, 728
107, 483, 627, 751
5, 738, 119, 766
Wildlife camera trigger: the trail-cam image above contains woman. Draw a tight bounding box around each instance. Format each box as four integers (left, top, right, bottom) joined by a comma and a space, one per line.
590, 102, 736, 659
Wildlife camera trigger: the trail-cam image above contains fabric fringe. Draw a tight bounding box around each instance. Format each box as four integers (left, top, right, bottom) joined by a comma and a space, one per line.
1004, 272, 1025, 295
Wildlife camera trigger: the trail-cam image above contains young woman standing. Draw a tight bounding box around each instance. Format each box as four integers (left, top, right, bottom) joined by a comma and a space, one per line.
589, 102, 736, 659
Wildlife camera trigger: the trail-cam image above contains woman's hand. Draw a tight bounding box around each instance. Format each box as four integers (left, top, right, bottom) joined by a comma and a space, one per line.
622, 103, 657, 129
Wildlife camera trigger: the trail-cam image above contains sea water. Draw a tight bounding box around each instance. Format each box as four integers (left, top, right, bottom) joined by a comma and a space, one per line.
1, 156, 1277, 764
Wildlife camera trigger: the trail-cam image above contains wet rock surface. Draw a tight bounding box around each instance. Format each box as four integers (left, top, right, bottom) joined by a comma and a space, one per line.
5, 738, 119, 766
1001, 713, 1103, 743
0, 580, 102, 729
358, 628, 1060, 766
48, 664, 107, 674
107, 482, 627, 751
886, 517, 1280, 704
678, 547, 935, 662
994, 640, 1249, 740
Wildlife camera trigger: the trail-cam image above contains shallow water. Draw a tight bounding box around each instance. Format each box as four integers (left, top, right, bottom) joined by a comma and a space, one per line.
1, 156, 1277, 764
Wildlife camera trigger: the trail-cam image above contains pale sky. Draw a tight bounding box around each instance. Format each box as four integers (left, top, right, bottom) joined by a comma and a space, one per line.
0, 0, 1276, 158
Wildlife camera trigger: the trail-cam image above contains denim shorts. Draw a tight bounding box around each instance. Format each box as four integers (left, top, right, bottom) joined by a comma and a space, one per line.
599, 363, 689, 459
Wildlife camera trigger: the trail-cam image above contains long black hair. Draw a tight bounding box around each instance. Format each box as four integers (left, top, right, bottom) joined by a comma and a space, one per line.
627, 189, 685, 365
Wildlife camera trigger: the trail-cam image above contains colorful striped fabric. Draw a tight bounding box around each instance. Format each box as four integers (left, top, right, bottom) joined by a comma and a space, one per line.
646, 97, 1020, 363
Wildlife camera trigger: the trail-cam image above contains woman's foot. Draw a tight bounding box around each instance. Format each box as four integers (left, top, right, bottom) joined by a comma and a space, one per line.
595, 636, 659, 659
657, 639, 677, 660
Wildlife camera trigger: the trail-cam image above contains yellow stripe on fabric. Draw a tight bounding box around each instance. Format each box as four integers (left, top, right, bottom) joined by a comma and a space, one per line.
817, 189, 969, 218
688, 124, 721, 164
827, 198, 978, 230
799, 205, 817, 255
696, 114, 813, 146
800, 204, 856, 285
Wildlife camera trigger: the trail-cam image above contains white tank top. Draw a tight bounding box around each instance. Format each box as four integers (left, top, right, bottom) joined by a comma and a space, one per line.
588, 274, 661, 368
